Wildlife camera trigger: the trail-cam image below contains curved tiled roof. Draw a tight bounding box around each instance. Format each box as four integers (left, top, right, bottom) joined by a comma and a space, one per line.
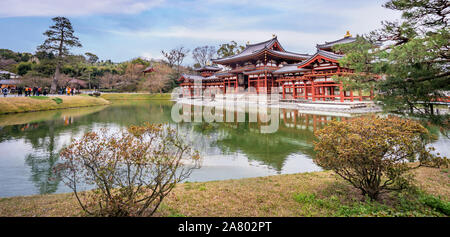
316, 36, 357, 49
297, 50, 344, 68
242, 68, 278, 75
180, 74, 204, 81
215, 72, 235, 77
180, 74, 221, 82
0, 79, 19, 84
193, 65, 222, 71
212, 37, 308, 64
267, 50, 311, 59
273, 64, 311, 74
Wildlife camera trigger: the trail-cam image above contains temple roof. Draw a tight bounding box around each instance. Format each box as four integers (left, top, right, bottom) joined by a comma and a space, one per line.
297, 50, 344, 68
267, 50, 311, 59
142, 66, 154, 73
215, 72, 235, 77
213, 37, 310, 64
179, 74, 204, 81
0, 79, 19, 84
243, 68, 278, 75
273, 64, 311, 74
193, 65, 222, 72
316, 36, 357, 50
179, 74, 220, 82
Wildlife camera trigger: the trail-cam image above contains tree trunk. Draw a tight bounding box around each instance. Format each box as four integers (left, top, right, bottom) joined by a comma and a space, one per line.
51, 64, 61, 94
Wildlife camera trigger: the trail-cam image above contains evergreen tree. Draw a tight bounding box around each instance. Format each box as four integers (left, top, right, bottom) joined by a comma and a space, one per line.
334, 0, 449, 118
37, 17, 82, 93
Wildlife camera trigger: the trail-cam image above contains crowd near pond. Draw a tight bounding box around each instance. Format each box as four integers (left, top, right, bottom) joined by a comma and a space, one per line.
1, 86, 81, 97
0, 100, 448, 197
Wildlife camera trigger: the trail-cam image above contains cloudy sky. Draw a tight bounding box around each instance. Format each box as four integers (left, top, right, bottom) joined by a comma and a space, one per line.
0, 0, 401, 65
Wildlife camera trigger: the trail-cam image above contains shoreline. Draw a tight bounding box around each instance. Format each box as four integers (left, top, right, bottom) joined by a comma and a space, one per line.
0, 95, 111, 115
175, 96, 383, 115
0, 93, 173, 115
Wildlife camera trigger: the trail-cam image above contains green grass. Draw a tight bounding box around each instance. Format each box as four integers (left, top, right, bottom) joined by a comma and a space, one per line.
419, 194, 450, 215
0, 167, 448, 217
29, 96, 50, 100
0, 96, 110, 114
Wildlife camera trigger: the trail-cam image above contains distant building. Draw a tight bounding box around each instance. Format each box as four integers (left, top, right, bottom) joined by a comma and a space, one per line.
143, 66, 154, 74
0, 71, 20, 89
0, 70, 20, 79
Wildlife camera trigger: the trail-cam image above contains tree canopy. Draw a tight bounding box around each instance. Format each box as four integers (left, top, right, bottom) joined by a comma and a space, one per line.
334, 0, 449, 118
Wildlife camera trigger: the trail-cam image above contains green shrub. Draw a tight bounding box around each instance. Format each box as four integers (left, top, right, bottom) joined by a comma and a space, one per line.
420, 195, 450, 215
52, 97, 63, 104
314, 116, 447, 200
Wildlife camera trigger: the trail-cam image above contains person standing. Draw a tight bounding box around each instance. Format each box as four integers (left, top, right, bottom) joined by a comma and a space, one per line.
2, 87, 8, 97
71, 87, 74, 96
43, 88, 48, 96
18, 87, 23, 96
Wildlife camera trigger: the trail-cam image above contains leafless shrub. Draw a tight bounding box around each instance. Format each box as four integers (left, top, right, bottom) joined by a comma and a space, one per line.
57, 123, 201, 216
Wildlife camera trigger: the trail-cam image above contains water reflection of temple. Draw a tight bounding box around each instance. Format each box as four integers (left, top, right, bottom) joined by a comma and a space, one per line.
186, 107, 355, 171
280, 109, 351, 132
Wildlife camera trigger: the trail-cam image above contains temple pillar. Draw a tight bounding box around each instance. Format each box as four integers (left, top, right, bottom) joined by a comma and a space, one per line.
257, 75, 260, 94
331, 87, 335, 101
293, 83, 297, 99
339, 83, 344, 102
264, 72, 267, 94
305, 82, 308, 100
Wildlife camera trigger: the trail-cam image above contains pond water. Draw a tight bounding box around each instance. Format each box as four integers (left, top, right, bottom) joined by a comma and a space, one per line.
0, 100, 448, 197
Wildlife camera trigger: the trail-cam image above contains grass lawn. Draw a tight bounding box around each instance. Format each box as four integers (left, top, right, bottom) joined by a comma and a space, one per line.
0, 96, 111, 114
99, 93, 172, 100
0, 167, 448, 217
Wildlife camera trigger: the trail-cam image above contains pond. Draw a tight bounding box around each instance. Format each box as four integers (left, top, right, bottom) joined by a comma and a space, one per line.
0, 100, 448, 197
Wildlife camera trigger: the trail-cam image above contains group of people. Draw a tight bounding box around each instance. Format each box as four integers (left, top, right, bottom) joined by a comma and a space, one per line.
18, 87, 48, 97
1, 86, 79, 97
59, 87, 78, 96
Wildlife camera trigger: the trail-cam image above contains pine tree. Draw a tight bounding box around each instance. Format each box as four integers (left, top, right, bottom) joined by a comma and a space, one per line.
334, 0, 449, 118
38, 17, 82, 93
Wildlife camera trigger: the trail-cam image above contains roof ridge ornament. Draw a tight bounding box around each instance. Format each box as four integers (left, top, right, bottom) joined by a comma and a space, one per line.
344, 31, 352, 38
272, 34, 277, 38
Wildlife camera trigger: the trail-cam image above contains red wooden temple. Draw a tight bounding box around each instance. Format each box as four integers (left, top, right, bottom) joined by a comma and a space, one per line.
179, 32, 375, 102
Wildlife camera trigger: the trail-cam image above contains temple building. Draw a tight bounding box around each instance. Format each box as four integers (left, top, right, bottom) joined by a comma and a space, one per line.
179, 32, 374, 102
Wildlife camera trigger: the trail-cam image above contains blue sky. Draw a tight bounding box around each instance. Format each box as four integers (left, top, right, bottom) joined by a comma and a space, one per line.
0, 0, 401, 65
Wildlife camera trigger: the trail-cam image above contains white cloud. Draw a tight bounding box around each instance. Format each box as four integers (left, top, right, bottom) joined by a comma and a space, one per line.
107, 1, 402, 55
140, 51, 163, 60
0, 0, 164, 17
